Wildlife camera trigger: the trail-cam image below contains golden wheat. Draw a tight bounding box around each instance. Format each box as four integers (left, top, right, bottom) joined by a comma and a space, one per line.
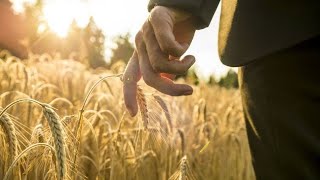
42, 105, 66, 180
137, 86, 149, 130
0, 51, 255, 180
0, 113, 17, 163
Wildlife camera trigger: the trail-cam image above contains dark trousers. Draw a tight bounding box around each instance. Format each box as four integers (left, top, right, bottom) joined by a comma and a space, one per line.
239, 36, 320, 180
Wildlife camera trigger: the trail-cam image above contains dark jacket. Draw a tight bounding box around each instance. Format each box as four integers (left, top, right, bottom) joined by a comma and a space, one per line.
148, 0, 320, 67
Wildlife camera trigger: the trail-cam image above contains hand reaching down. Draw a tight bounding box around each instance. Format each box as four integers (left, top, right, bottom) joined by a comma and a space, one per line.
123, 6, 197, 117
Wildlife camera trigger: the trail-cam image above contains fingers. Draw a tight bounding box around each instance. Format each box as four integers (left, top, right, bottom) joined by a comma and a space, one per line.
149, 8, 189, 57
136, 38, 193, 96
142, 21, 195, 74
123, 51, 141, 117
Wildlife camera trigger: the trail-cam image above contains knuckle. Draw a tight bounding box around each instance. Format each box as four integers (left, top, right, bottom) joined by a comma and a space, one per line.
178, 68, 188, 75
159, 40, 184, 57
135, 32, 143, 46
142, 21, 148, 31
152, 62, 163, 72
159, 41, 173, 54
149, 55, 161, 71
150, 6, 168, 21
135, 32, 144, 48
149, 9, 161, 23
176, 62, 188, 73
169, 62, 186, 74
142, 21, 152, 34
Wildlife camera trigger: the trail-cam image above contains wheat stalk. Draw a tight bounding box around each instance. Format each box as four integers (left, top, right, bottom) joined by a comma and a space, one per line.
177, 129, 185, 156
73, 74, 122, 175
4, 143, 56, 180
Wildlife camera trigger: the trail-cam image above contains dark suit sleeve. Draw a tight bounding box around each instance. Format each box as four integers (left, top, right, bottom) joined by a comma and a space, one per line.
148, 0, 220, 29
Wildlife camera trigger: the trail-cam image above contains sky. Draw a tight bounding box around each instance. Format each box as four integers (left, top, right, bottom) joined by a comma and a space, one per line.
12, 0, 231, 80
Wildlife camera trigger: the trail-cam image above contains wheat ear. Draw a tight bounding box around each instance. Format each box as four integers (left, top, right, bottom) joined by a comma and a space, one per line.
153, 95, 172, 132
137, 86, 149, 129
179, 156, 187, 180
0, 113, 17, 164
43, 105, 66, 180
32, 124, 45, 143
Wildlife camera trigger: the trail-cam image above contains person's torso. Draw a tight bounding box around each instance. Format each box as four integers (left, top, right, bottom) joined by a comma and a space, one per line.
218, 0, 320, 66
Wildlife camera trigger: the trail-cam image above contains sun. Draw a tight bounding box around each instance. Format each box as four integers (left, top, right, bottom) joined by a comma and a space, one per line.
43, 2, 72, 37
42, 0, 90, 38
10, 0, 76, 38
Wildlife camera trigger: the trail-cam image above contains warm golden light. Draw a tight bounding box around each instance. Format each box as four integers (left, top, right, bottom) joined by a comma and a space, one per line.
10, 0, 229, 78
43, 1, 76, 37
11, 0, 36, 13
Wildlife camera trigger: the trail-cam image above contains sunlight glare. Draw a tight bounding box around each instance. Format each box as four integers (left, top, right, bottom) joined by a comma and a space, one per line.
12, 0, 230, 78
43, 1, 74, 37
10, 0, 36, 13
73, 2, 90, 28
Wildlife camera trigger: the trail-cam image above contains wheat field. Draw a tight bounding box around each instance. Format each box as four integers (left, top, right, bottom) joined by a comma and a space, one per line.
0, 50, 255, 180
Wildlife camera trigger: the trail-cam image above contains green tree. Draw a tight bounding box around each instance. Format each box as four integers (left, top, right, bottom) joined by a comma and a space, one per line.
83, 17, 107, 68
218, 69, 239, 89
64, 20, 82, 59
177, 68, 199, 85
207, 75, 217, 86
109, 33, 134, 66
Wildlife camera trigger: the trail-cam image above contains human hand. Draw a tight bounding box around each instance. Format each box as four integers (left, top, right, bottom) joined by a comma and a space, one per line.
123, 6, 197, 117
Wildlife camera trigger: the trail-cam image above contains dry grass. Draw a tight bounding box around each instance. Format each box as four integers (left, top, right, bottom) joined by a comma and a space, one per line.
0, 50, 255, 180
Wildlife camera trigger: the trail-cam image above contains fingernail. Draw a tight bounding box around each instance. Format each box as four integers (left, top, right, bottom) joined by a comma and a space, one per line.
185, 55, 195, 65
182, 43, 189, 49
190, 58, 195, 65
128, 109, 134, 117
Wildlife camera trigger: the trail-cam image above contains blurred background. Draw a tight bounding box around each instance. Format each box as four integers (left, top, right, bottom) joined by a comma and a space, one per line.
0, 0, 237, 88
0, 1, 252, 179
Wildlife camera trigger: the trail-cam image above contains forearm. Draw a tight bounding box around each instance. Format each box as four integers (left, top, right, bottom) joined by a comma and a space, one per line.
148, 0, 220, 29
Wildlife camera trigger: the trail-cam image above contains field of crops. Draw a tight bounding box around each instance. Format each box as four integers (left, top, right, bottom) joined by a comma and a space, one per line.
0, 50, 255, 180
